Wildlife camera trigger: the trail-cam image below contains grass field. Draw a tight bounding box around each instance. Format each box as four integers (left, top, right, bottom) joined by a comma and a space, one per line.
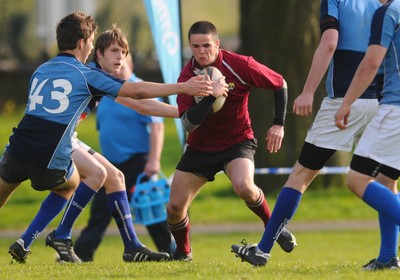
0, 231, 398, 280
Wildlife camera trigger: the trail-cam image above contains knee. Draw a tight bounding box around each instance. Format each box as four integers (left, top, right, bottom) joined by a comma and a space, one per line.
104, 167, 125, 190
167, 202, 184, 221
232, 178, 255, 200
91, 164, 107, 187
113, 168, 125, 185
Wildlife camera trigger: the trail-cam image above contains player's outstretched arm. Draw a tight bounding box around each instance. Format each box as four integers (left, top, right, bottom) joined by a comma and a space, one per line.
115, 97, 179, 118
118, 75, 212, 99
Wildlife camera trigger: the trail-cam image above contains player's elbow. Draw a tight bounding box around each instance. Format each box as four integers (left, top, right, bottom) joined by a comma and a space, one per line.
119, 82, 146, 100
181, 111, 198, 132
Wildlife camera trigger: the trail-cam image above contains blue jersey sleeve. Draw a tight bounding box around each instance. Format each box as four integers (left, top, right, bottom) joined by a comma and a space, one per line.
369, 2, 398, 49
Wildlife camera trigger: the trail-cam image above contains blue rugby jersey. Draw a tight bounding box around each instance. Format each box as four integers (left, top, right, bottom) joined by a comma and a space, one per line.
6, 54, 124, 170
321, 0, 382, 98
370, 0, 400, 106
96, 72, 163, 165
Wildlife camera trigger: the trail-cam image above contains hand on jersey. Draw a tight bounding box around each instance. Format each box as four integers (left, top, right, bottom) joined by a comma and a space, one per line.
265, 125, 284, 153
293, 92, 314, 116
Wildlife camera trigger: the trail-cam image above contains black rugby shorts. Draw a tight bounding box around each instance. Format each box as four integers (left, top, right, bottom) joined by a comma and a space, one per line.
0, 150, 68, 191
176, 139, 257, 181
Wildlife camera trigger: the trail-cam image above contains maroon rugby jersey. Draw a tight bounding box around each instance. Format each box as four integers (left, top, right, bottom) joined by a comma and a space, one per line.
177, 49, 284, 152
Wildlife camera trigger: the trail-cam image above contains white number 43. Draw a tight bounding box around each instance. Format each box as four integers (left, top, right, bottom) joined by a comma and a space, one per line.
28, 77, 72, 114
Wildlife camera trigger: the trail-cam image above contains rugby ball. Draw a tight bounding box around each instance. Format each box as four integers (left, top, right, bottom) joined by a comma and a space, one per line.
194, 66, 226, 113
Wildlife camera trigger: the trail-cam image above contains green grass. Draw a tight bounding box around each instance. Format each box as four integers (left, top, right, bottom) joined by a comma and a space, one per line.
0, 231, 398, 280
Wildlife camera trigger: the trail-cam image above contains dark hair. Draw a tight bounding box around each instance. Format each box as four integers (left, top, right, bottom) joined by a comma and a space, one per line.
188, 21, 218, 41
92, 24, 129, 62
56, 11, 98, 52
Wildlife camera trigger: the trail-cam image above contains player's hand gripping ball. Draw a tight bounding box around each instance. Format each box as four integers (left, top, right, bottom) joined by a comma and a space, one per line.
194, 66, 226, 113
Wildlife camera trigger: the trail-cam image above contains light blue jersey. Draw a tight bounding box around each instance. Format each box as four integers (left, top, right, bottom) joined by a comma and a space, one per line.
370, 0, 400, 105
321, 0, 382, 98
7, 54, 124, 171
96, 73, 163, 164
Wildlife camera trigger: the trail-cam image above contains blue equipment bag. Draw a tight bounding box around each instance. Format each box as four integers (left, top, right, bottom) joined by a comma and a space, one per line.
130, 172, 170, 225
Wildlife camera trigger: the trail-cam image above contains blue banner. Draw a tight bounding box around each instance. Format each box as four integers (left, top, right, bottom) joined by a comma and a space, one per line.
143, 0, 185, 148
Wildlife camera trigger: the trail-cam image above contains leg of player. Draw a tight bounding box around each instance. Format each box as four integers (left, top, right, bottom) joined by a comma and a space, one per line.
231, 161, 318, 266
74, 187, 112, 262
361, 173, 400, 270
8, 168, 80, 263
0, 178, 20, 208
167, 170, 206, 261
146, 222, 176, 255
91, 153, 170, 262
227, 158, 297, 253
45, 148, 104, 263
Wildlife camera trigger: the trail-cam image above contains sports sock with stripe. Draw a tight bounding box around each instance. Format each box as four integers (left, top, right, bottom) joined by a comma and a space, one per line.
258, 187, 302, 253
246, 187, 271, 228
54, 181, 97, 239
21, 192, 68, 249
107, 191, 142, 249
168, 213, 191, 255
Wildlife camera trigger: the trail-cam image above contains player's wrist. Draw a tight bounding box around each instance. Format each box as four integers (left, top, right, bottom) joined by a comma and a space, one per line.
273, 118, 285, 126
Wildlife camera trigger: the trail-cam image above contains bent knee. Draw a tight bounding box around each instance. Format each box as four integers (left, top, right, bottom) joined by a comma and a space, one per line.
232, 178, 254, 198
91, 165, 107, 185
104, 167, 125, 189
167, 202, 185, 220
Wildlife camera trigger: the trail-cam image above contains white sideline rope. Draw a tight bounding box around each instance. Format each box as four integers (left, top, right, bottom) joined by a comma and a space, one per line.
254, 166, 350, 175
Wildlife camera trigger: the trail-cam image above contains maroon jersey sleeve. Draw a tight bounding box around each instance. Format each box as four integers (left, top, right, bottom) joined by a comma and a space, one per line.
246, 56, 284, 90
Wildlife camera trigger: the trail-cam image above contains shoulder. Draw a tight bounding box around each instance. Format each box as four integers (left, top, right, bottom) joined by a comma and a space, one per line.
219, 49, 251, 71
220, 49, 249, 62
178, 62, 195, 82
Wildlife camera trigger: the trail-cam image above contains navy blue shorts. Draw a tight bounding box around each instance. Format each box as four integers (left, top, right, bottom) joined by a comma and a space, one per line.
0, 150, 70, 191
176, 139, 257, 181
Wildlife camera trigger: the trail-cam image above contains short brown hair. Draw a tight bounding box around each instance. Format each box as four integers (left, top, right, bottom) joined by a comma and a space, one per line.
56, 11, 98, 52
92, 25, 129, 62
188, 21, 218, 42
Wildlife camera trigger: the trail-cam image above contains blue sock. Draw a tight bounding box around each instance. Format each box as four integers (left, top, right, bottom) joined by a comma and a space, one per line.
21, 192, 68, 249
362, 181, 400, 226
258, 187, 302, 253
367, 184, 400, 263
54, 181, 96, 239
397, 192, 400, 231
107, 191, 142, 249
377, 210, 399, 263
